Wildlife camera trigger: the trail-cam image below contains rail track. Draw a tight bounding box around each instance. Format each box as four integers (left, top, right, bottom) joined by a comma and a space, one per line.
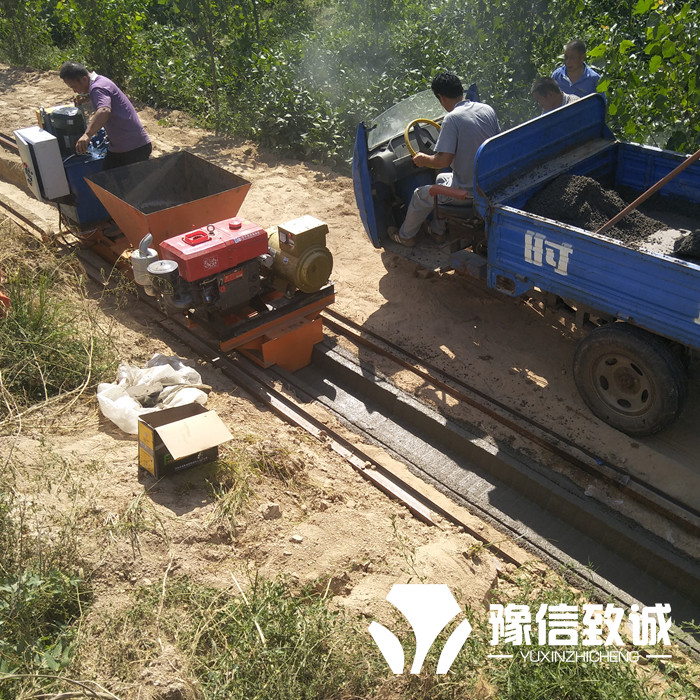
0, 130, 18, 154
77, 242, 700, 655
0, 196, 49, 238
299, 311, 700, 615
1, 159, 698, 657
321, 308, 700, 535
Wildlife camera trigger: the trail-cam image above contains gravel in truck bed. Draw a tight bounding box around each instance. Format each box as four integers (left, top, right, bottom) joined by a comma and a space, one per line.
525, 175, 665, 245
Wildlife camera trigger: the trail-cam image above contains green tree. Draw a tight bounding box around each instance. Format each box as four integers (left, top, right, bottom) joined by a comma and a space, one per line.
590, 0, 699, 152
3, 0, 697, 166
53, 0, 147, 84
0, 0, 53, 65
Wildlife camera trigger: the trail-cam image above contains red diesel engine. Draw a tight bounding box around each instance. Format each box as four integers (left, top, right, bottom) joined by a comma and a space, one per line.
149, 217, 269, 313
133, 215, 334, 319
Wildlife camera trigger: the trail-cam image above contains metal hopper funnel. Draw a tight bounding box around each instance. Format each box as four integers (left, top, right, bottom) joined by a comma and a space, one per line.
85, 151, 251, 249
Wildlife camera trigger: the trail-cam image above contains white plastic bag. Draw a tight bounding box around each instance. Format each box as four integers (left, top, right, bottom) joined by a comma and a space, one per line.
97, 354, 209, 434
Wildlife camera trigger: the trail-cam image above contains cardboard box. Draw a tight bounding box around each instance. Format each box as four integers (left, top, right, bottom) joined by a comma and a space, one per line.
137, 403, 233, 478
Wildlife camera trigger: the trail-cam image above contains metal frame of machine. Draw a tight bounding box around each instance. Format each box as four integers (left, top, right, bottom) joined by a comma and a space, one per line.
60, 150, 335, 371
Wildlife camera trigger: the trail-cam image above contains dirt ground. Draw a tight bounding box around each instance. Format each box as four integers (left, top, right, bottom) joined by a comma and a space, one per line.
0, 65, 699, 695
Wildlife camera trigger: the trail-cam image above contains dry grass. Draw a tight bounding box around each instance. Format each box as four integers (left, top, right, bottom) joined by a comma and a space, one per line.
0, 219, 118, 430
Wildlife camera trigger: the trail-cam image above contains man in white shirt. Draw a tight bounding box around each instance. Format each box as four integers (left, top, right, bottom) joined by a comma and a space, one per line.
531, 76, 581, 114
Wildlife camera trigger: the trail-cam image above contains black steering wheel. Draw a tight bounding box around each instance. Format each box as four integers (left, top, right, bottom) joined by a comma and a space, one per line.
404, 118, 441, 157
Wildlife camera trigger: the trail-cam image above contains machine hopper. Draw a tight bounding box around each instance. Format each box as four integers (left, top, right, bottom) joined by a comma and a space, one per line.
85, 151, 251, 249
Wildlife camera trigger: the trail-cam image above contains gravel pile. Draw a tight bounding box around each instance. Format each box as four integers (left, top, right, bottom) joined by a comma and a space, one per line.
525, 175, 665, 245
673, 231, 700, 260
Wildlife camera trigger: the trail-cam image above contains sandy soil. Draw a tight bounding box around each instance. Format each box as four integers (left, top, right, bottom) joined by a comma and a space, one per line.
0, 64, 522, 696
0, 65, 698, 695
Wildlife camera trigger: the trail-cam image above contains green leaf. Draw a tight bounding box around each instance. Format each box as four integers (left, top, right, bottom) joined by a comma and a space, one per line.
661, 40, 677, 58
655, 22, 670, 41
597, 78, 611, 92
620, 40, 636, 55
649, 55, 663, 72
633, 0, 653, 15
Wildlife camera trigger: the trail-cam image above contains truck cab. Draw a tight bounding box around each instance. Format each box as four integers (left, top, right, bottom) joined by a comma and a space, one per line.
353, 92, 700, 435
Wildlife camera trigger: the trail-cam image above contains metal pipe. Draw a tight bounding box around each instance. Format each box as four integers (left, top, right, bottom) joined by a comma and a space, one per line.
139, 233, 153, 257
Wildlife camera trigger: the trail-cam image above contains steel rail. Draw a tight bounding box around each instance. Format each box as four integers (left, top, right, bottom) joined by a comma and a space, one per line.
321, 307, 700, 536
0, 195, 50, 239
1, 185, 697, 657
0, 130, 19, 154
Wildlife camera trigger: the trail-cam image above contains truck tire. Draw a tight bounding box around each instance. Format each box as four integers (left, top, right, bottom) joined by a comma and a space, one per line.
573, 323, 687, 437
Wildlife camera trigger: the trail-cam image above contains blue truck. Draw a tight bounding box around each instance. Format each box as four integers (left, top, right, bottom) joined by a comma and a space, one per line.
353, 93, 700, 436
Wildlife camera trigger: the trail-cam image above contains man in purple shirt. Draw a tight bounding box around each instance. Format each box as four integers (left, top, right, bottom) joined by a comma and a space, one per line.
551, 39, 601, 98
59, 61, 151, 170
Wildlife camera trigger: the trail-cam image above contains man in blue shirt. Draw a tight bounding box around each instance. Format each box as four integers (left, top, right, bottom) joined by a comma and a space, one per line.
551, 39, 601, 98
389, 72, 500, 247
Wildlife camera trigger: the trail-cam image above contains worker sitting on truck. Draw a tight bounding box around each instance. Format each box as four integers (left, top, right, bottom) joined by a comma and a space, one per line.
531, 77, 581, 113
389, 72, 500, 247
551, 39, 602, 98
59, 61, 151, 170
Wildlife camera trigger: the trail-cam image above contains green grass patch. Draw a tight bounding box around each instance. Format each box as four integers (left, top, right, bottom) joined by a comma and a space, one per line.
441, 565, 694, 700
204, 440, 310, 538
0, 492, 89, 698
205, 450, 258, 538
90, 574, 382, 699
78, 565, 700, 700
0, 259, 110, 408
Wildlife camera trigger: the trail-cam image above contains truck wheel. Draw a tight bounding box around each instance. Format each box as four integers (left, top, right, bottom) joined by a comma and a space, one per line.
573, 323, 687, 437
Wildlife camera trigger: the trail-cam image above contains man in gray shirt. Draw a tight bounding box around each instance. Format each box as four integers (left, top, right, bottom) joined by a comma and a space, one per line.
390, 72, 500, 246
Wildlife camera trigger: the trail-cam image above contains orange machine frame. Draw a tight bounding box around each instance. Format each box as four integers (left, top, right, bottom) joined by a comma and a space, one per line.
219, 291, 335, 372
67, 151, 334, 373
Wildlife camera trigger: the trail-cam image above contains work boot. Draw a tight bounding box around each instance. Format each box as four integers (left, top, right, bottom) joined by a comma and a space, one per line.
388, 226, 416, 248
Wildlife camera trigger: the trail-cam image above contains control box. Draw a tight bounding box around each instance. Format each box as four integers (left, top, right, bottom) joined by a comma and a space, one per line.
13, 126, 70, 201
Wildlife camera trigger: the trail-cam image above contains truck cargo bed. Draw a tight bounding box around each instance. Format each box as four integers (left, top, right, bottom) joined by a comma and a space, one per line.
473, 95, 700, 350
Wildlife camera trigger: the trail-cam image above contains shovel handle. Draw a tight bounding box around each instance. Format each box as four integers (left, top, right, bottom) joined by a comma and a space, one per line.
595, 146, 700, 236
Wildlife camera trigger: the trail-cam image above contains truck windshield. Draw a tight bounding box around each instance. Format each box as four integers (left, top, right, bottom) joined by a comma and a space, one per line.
366, 90, 443, 150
